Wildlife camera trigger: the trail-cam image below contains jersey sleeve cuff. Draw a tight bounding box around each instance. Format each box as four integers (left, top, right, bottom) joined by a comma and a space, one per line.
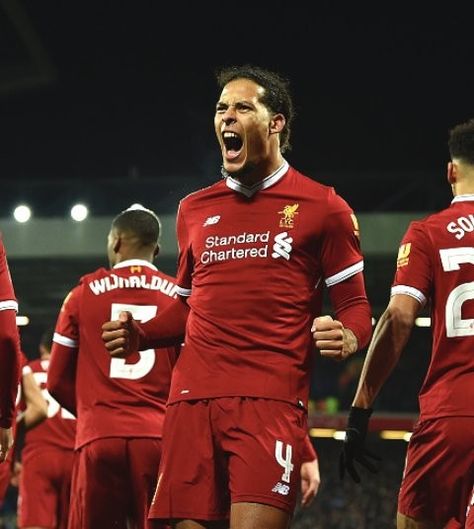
325, 260, 364, 287
391, 285, 427, 305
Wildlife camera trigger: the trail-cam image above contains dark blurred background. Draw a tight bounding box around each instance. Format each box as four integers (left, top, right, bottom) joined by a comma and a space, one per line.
1, 2, 473, 526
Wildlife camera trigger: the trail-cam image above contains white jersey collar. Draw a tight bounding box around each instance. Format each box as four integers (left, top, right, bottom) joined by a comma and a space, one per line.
452, 194, 474, 203
225, 160, 289, 197
113, 259, 157, 271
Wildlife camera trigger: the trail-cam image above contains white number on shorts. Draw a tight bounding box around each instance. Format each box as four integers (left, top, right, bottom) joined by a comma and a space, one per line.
440, 248, 474, 337
109, 303, 157, 380
275, 440, 294, 483
32, 372, 75, 419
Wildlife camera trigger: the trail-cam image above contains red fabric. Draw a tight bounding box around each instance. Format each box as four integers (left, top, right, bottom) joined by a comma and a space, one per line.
0, 238, 20, 428
47, 343, 77, 416
149, 398, 307, 521
392, 197, 474, 420
23, 359, 76, 453
68, 437, 162, 529
167, 166, 367, 407
18, 447, 74, 529
329, 273, 372, 350
139, 297, 188, 349
301, 434, 317, 462
398, 417, 474, 526
51, 260, 179, 449
466, 486, 474, 529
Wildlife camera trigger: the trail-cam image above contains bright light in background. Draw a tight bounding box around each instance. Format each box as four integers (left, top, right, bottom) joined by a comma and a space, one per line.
16, 315, 30, 326
13, 205, 32, 223
415, 317, 431, 327
70, 204, 89, 222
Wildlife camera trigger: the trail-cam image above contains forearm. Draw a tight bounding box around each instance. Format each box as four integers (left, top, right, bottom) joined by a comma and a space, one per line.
0, 312, 21, 428
352, 306, 413, 408
139, 297, 189, 349
47, 344, 77, 416
329, 274, 372, 352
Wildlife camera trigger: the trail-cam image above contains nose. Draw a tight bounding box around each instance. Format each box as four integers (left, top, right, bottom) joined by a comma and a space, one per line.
221, 106, 237, 124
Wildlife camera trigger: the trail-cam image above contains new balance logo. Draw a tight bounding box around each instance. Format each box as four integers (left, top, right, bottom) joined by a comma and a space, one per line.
272, 232, 293, 260
272, 482, 290, 496
203, 215, 221, 227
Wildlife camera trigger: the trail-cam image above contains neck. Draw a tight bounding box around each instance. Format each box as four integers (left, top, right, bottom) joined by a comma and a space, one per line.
227, 154, 285, 187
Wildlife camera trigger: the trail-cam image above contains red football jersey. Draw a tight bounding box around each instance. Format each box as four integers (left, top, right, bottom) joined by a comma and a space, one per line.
171, 162, 364, 407
0, 237, 20, 429
53, 259, 179, 449
22, 359, 76, 455
392, 195, 474, 419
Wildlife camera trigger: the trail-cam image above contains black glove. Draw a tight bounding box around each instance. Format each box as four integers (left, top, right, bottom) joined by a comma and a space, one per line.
339, 406, 381, 483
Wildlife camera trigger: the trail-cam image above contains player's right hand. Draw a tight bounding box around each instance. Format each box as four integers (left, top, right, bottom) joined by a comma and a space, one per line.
101, 311, 140, 357
0, 427, 13, 463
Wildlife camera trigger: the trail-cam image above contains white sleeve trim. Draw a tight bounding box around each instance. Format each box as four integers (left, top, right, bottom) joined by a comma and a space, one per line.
0, 300, 18, 312
325, 260, 364, 287
53, 332, 78, 348
176, 286, 192, 297
391, 285, 427, 305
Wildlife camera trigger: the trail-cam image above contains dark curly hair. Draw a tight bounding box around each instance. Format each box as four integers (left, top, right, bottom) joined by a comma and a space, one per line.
216, 64, 294, 153
448, 118, 474, 165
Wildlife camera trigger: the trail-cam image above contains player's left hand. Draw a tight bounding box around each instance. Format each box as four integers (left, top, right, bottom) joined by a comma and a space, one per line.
339, 406, 381, 483
311, 315, 358, 360
300, 457, 320, 507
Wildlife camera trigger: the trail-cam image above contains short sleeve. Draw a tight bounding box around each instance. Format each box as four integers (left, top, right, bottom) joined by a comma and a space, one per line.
391, 222, 432, 305
0, 239, 17, 312
175, 200, 193, 297
320, 191, 364, 287
53, 285, 81, 349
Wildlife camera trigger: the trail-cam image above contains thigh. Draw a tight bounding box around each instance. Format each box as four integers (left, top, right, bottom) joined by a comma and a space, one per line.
398, 417, 474, 526
148, 401, 230, 523
222, 398, 306, 516
68, 438, 130, 529
19, 451, 58, 529
56, 449, 75, 529
127, 438, 162, 529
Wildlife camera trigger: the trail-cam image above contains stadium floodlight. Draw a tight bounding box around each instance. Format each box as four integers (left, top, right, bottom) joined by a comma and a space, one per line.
70, 204, 89, 222
13, 205, 32, 223
16, 315, 30, 326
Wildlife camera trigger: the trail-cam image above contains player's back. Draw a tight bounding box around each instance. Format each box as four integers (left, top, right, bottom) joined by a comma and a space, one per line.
411, 196, 474, 418
22, 359, 76, 457
65, 260, 179, 448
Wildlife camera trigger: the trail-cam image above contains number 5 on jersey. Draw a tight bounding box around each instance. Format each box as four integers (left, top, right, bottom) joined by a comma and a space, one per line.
109, 303, 157, 380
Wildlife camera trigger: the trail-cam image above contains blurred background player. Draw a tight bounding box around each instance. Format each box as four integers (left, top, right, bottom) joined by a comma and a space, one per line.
48, 205, 180, 529
103, 65, 371, 529
340, 118, 474, 528
16, 327, 76, 529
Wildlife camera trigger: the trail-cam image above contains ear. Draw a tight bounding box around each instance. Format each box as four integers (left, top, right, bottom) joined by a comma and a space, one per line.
269, 113, 286, 135
447, 161, 457, 184
153, 244, 160, 259
113, 235, 122, 254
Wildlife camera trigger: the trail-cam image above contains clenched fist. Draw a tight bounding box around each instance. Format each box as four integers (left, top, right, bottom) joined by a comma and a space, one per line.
311, 315, 358, 360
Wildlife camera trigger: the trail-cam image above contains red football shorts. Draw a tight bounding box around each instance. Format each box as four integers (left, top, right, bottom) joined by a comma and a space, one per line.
398, 416, 474, 526
148, 397, 308, 522
68, 437, 163, 529
18, 447, 74, 529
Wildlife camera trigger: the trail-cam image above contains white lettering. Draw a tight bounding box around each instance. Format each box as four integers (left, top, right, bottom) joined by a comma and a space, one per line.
88, 274, 177, 298
446, 215, 474, 240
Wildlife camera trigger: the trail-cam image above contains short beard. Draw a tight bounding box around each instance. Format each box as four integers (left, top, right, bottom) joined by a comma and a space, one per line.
220, 162, 257, 182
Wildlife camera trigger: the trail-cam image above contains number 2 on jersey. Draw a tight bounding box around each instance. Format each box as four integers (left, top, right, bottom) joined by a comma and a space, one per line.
440, 247, 474, 337
109, 303, 157, 380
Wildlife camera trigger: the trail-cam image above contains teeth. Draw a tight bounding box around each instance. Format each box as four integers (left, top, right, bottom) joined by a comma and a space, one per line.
223, 131, 239, 138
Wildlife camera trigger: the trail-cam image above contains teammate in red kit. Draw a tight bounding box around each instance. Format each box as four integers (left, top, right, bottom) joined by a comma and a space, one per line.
47, 205, 180, 529
0, 237, 21, 468
17, 328, 76, 529
102, 65, 371, 529
340, 118, 474, 529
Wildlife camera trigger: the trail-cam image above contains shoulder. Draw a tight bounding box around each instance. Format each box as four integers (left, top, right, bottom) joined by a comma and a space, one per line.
180, 181, 225, 208
78, 267, 109, 285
